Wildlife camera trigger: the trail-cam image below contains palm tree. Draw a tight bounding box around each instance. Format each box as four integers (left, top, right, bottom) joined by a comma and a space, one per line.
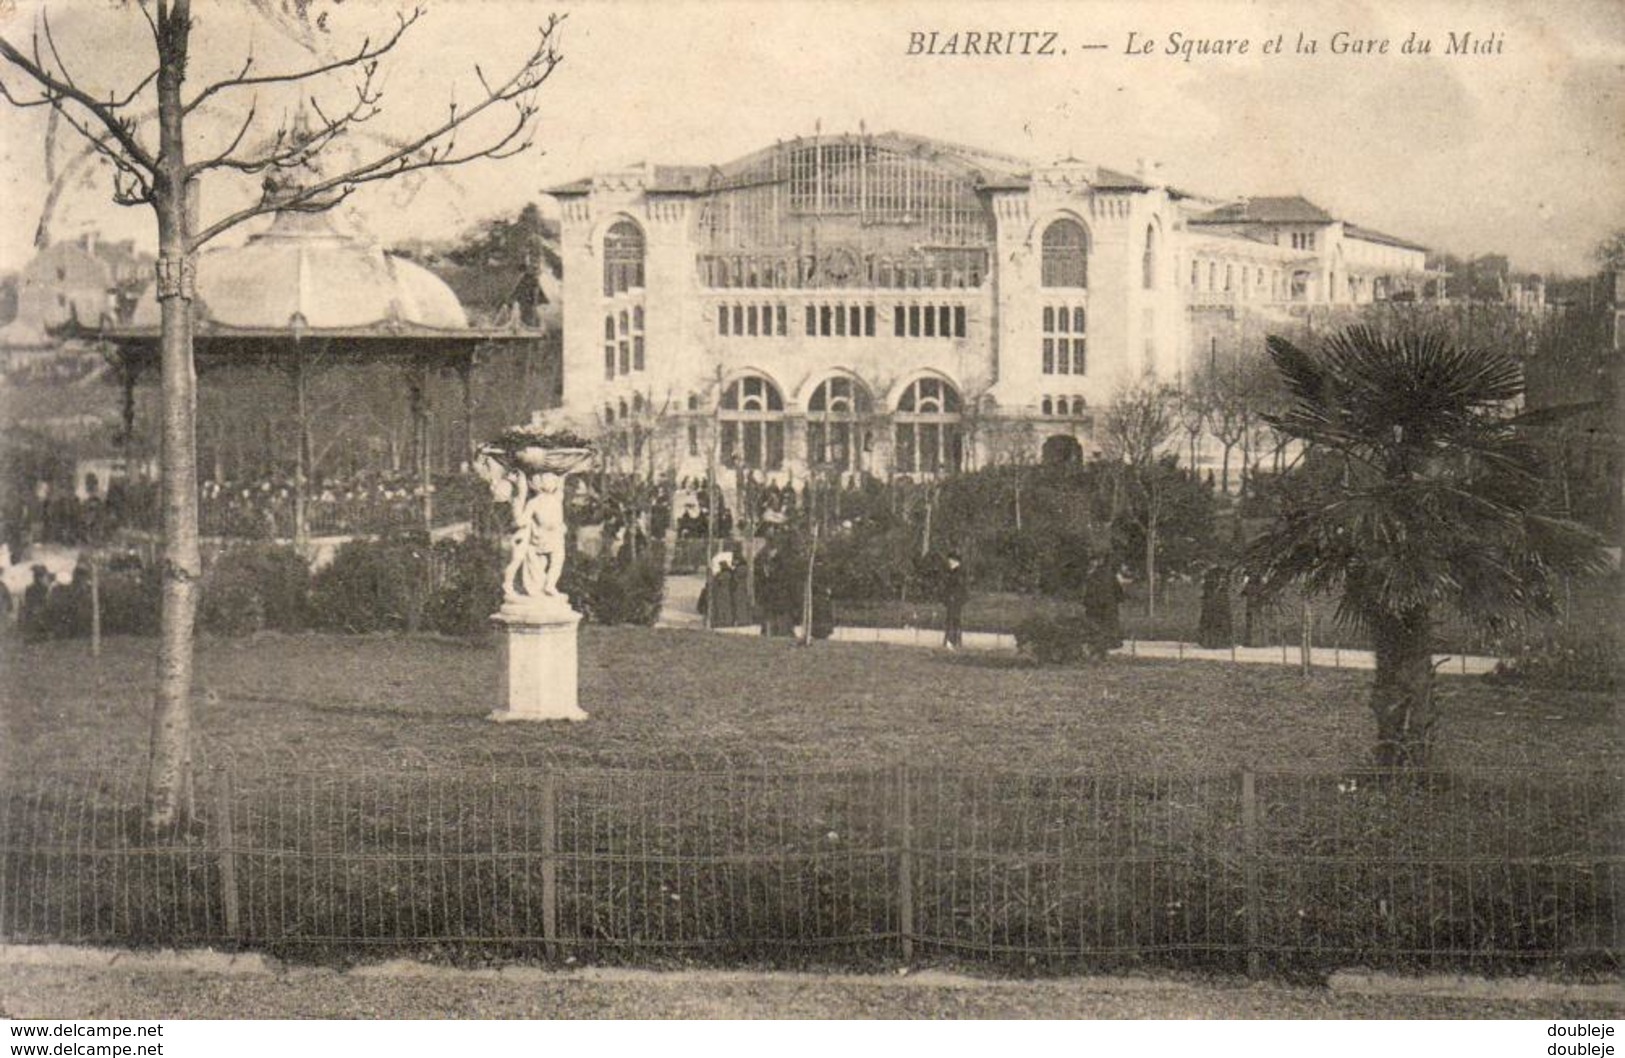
1244, 326, 1604, 767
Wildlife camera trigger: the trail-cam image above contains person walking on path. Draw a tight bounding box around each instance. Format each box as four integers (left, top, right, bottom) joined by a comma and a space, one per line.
1084, 553, 1124, 650
942, 551, 967, 650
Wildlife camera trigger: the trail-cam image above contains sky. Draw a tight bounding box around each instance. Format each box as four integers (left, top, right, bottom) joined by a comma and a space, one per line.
0, 0, 1621, 275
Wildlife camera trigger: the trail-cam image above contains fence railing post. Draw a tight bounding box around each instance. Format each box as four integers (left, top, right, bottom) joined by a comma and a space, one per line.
897, 763, 914, 963
210, 766, 241, 943
540, 773, 559, 960
1240, 765, 1260, 978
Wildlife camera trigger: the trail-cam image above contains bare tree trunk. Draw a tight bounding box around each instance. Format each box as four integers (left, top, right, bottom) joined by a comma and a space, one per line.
146, 3, 201, 828
293, 344, 308, 545
1144, 512, 1157, 620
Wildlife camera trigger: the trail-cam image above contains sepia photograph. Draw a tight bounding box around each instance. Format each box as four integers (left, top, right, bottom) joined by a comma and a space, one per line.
0, 0, 1620, 1037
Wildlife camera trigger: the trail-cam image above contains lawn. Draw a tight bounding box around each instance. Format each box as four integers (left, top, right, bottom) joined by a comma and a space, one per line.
2, 627, 1619, 773
1, 630, 1619, 972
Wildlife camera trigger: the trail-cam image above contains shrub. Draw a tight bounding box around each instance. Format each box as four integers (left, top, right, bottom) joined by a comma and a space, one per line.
818, 526, 919, 602
98, 567, 161, 636
309, 536, 434, 634
199, 544, 310, 636
1490, 628, 1622, 692
559, 551, 664, 626
1014, 609, 1112, 665
1487, 575, 1623, 693
425, 538, 503, 635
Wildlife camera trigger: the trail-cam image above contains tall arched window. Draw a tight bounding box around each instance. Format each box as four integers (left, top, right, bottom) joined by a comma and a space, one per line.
603, 220, 645, 297
807, 376, 873, 471
719, 374, 785, 470
1041, 219, 1088, 288
893, 377, 963, 476
1142, 224, 1159, 290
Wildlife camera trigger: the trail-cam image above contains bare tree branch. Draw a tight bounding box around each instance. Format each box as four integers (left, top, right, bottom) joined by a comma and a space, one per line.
182, 5, 422, 117
189, 14, 564, 251
186, 57, 384, 179
0, 23, 157, 172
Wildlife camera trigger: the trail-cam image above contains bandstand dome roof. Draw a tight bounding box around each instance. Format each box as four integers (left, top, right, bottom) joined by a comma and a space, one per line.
129, 208, 468, 333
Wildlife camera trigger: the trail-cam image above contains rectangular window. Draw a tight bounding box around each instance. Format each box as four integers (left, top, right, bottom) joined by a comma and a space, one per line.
923, 306, 935, 338
732, 305, 744, 335
894, 306, 905, 337
766, 422, 785, 470
633, 336, 645, 372
605, 345, 615, 380
835, 304, 847, 336
920, 423, 941, 474
821, 304, 833, 336
777, 305, 788, 336
908, 305, 921, 337
618, 339, 630, 376
850, 305, 862, 336
747, 305, 759, 336
865, 305, 876, 337
718, 307, 729, 336
954, 305, 966, 338
1043, 304, 1086, 378
721, 422, 739, 465
894, 424, 915, 473
806, 305, 817, 336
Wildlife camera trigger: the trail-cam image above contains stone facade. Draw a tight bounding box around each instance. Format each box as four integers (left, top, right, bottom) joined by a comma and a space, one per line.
549, 132, 1433, 481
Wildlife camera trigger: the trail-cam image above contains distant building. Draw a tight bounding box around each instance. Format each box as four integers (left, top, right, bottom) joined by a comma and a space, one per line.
545, 131, 1437, 480
12, 234, 149, 331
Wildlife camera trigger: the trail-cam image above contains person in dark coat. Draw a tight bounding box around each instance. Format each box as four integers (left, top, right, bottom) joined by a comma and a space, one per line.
941, 551, 967, 650
810, 582, 835, 641
1083, 554, 1124, 650
20, 565, 52, 643
729, 558, 754, 629
1197, 564, 1235, 648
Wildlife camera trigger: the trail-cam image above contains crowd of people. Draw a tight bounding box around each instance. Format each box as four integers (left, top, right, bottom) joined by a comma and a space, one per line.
697, 527, 834, 640
2, 476, 134, 559
5, 560, 100, 643
193, 472, 478, 538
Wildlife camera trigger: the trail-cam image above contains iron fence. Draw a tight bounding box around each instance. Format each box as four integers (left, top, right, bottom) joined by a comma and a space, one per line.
1, 747, 1618, 974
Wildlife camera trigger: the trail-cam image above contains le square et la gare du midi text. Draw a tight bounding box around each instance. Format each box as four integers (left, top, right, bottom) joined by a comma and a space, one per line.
903, 27, 1507, 59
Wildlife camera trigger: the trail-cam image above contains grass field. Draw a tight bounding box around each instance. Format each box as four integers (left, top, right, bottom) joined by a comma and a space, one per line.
1, 630, 1619, 971
2, 628, 1619, 773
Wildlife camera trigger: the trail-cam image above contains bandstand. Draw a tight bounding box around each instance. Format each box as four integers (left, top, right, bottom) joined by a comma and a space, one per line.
94, 199, 549, 545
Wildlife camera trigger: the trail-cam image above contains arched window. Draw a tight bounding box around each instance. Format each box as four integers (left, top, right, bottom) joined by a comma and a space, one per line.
603, 220, 645, 296
1041, 219, 1088, 288
893, 376, 963, 476
807, 376, 873, 471
1142, 224, 1159, 290
719, 374, 785, 470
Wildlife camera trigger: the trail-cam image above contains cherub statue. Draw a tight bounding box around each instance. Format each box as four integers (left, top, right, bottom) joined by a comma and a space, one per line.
474, 452, 569, 600
510, 469, 568, 598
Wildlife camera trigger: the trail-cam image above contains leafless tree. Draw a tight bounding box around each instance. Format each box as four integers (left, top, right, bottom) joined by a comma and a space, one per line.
0, 1, 564, 825
1101, 376, 1178, 618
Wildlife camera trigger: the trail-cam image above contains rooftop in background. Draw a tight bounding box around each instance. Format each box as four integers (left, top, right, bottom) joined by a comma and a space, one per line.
126, 209, 468, 335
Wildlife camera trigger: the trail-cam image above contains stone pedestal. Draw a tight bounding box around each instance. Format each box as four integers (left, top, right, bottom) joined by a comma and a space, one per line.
489, 594, 588, 722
